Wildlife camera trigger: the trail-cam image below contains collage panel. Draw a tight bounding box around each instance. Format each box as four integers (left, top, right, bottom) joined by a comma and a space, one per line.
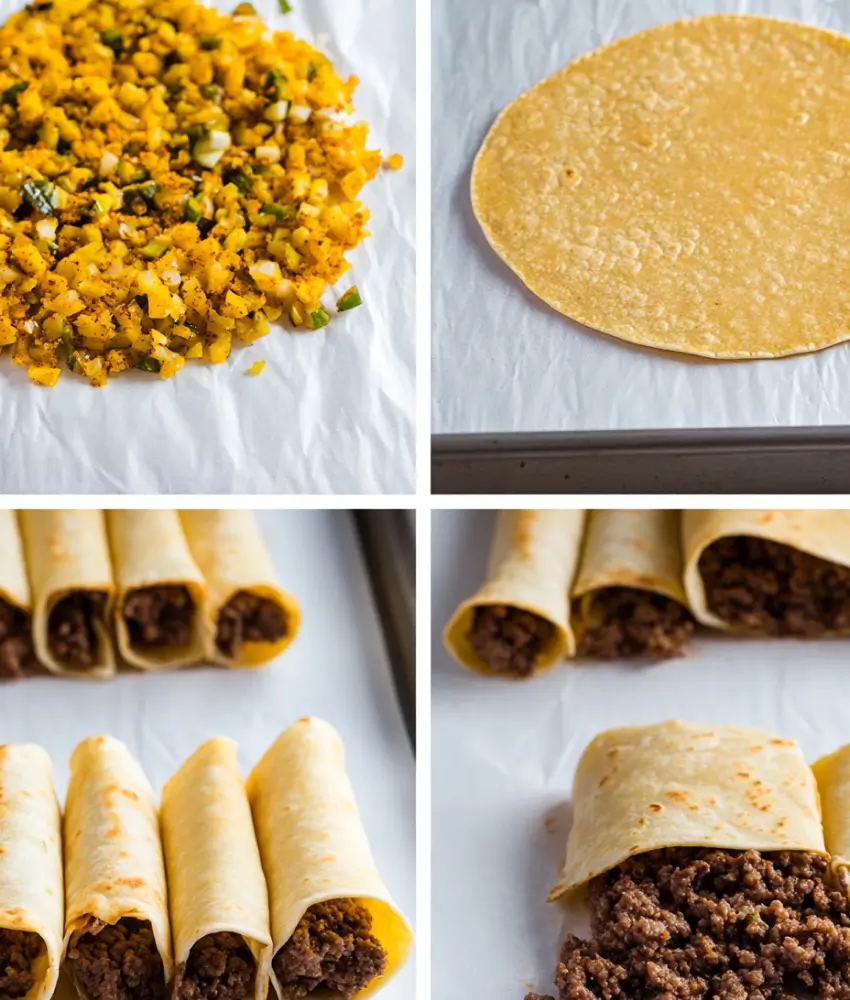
0, 507, 415, 1000
432, 508, 850, 999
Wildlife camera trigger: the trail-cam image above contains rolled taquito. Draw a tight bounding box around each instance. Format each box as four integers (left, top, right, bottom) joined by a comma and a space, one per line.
247, 718, 413, 1000
161, 737, 272, 1000
63, 736, 172, 1000
107, 510, 207, 671
572, 509, 694, 659
444, 510, 586, 678
19, 511, 115, 678
682, 509, 850, 636
179, 511, 300, 668
0, 744, 63, 1000
813, 745, 850, 877
0, 511, 35, 678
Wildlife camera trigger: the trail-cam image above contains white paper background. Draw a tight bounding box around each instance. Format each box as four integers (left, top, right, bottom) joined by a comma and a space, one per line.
432, 0, 850, 436
432, 508, 850, 1000
0, 0, 415, 494
0, 509, 415, 998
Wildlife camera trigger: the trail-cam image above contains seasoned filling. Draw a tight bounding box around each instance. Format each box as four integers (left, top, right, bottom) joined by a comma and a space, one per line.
699, 536, 850, 636
577, 587, 694, 659
47, 590, 107, 670
526, 848, 850, 1000
467, 604, 555, 677
176, 932, 255, 1000
272, 899, 387, 999
215, 592, 287, 660
66, 917, 163, 1000
0, 599, 35, 678
0, 928, 43, 998
124, 585, 194, 650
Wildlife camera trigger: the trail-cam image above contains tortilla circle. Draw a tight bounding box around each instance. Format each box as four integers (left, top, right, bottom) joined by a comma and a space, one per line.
472, 16, 850, 359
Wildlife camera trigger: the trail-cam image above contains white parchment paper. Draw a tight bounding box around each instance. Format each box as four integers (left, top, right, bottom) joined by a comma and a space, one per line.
0, 509, 415, 998
432, 0, 850, 436
432, 508, 849, 1000
0, 0, 414, 494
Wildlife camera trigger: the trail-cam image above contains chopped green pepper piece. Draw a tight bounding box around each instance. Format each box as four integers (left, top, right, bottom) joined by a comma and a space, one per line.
21, 179, 58, 215
66, 350, 79, 372
307, 62, 317, 82
122, 180, 158, 215
100, 29, 124, 56
259, 203, 294, 220
185, 197, 204, 222
135, 356, 162, 373
199, 83, 224, 104
336, 287, 362, 312
2, 81, 28, 106
199, 36, 222, 50
223, 168, 253, 195
309, 306, 330, 330
109, 334, 132, 350
140, 239, 170, 259
264, 68, 291, 101
279, 0, 292, 11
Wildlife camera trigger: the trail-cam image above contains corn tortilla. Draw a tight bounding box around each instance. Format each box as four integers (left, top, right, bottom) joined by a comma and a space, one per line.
472, 16, 850, 359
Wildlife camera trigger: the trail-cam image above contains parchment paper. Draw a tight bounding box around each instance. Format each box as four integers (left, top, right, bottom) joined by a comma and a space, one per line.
0, 0, 414, 494
0, 510, 415, 999
432, 0, 850, 436
432, 508, 850, 1000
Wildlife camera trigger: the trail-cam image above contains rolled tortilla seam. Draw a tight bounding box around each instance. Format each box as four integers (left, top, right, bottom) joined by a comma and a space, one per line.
682, 509, 850, 632
19, 511, 115, 678
571, 509, 691, 655
107, 510, 207, 671
161, 736, 272, 1000
0, 743, 63, 1000
179, 510, 300, 668
247, 718, 413, 999
444, 509, 586, 676
63, 736, 173, 1000
549, 719, 825, 901
0, 511, 34, 677
813, 746, 850, 877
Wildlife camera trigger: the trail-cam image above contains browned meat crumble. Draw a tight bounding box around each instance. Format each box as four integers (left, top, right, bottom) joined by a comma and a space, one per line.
66, 918, 163, 1000
47, 590, 107, 669
468, 604, 555, 677
577, 587, 694, 659
0, 600, 35, 678
124, 585, 194, 649
176, 932, 255, 1000
216, 591, 287, 660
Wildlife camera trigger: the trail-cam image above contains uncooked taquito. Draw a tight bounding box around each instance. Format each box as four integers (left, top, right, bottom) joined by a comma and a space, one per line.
472, 17, 850, 360
682, 510, 850, 636
538, 721, 837, 1000
107, 510, 207, 671
19, 510, 115, 678
161, 737, 271, 1000
444, 509, 585, 678
571, 509, 693, 659
0, 511, 35, 678
0, 744, 63, 1000
247, 718, 413, 1000
63, 736, 172, 1000
178, 510, 299, 668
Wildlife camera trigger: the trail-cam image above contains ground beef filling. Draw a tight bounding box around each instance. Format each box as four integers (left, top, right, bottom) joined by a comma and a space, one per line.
124, 585, 194, 650
699, 535, 850, 637
176, 932, 255, 1000
215, 592, 287, 659
526, 848, 850, 1000
66, 918, 163, 1000
47, 590, 107, 670
467, 604, 555, 677
577, 588, 695, 659
272, 899, 388, 999
0, 599, 35, 678
0, 929, 43, 998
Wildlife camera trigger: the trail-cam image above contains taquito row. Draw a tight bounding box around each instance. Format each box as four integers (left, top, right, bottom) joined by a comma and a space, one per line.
445, 509, 850, 678
0, 510, 300, 679
0, 718, 412, 1000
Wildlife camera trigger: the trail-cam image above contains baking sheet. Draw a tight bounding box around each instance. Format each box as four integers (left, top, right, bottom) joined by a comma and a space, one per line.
0, 0, 415, 495
431, 0, 850, 437
0, 509, 415, 998
432, 508, 850, 1000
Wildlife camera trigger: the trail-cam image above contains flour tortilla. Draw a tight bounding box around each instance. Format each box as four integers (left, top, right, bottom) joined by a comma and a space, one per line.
444, 510, 586, 675
19, 511, 115, 678
0, 744, 63, 1000
472, 16, 850, 360
161, 737, 271, 1000
178, 510, 300, 667
107, 510, 207, 671
247, 718, 413, 999
62, 735, 173, 993
572, 510, 688, 639
813, 746, 850, 877
0, 510, 29, 618
682, 510, 850, 631
550, 720, 824, 901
